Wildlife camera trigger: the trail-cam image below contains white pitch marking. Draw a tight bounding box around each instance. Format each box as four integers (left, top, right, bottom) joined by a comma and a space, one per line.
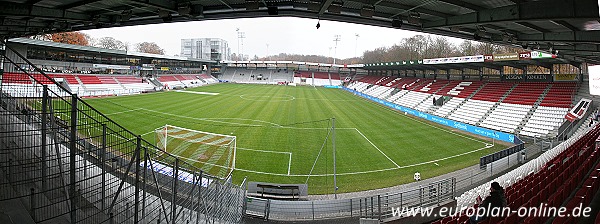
237, 147, 292, 154
234, 144, 493, 177
288, 153, 292, 175
174, 90, 219, 95
104, 108, 142, 115
354, 128, 401, 168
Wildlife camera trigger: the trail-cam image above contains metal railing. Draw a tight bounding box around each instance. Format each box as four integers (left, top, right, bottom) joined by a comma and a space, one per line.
0, 41, 245, 223
245, 178, 456, 222
244, 140, 544, 222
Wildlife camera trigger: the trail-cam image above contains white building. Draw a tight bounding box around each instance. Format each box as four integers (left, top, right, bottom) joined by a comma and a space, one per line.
180, 38, 230, 61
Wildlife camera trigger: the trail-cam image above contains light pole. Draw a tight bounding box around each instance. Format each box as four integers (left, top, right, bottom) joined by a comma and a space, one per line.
266, 44, 269, 61
333, 35, 341, 65
328, 47, 332, 64
354, 33, 359, 62
236, 29, 245, 61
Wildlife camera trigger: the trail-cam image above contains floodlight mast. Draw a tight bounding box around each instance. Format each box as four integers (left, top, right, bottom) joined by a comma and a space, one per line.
354, 33, 359, 60
236, 28, 245, 60
333, 35, 341, 65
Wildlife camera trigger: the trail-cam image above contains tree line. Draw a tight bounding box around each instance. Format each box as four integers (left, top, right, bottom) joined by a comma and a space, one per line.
361, 35, 522, 63
30, 31, 165, 55
254, 35, 521, 64
33, 32, 522, 64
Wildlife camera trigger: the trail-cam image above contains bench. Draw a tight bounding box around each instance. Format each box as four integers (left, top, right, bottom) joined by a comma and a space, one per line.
247, 182, 308, 200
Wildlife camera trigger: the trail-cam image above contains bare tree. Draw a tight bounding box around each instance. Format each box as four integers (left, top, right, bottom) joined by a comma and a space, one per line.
96, 37, 128, 50
135, 42, 165, 55
459, 40, 477, 56
428, 36, 456, 58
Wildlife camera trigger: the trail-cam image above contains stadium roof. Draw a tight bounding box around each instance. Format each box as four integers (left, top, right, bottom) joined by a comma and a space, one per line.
1, 0, 599, 64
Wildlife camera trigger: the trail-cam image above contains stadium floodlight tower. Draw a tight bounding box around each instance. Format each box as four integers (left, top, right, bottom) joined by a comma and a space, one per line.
333, 35, 341, 65
354, 33, 359, 60
236, 28, 246, 60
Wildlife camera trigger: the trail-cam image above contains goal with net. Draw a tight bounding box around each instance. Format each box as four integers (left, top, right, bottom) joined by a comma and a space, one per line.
154, 124, 236, 180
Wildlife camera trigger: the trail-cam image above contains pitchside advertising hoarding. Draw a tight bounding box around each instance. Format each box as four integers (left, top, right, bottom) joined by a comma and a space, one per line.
365, 60, 422, 67
423, 55, 484, 65
590, 65, 600, 95
493, 53, 519, 61
343, 87, 516, 143
554, 74, 578, 82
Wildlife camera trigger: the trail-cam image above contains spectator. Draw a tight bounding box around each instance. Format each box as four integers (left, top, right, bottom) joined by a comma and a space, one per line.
470, 182, 506, 224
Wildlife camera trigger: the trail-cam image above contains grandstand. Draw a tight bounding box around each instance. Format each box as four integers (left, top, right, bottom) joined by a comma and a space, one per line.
3, 35, 598, 223
218, 61, 356, 86
347, 73, 579, 139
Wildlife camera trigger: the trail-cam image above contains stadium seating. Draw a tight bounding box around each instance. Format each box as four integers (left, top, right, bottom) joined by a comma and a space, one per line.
470, 82, 514, 102
448, 99, 495, 125
348, 76, 577, 138
521, 106, 570, 138
2, 72, 218, 97
433, 124, 600, 224
502, 82, 547, 105
540, 83, 578, 108
433, 97, 464, 118
2, 72, 33, 84
480, 103, 530, 133
78, 75, 103, 84
394, 90, 432, 109
289, 71, 341, 86
418, 80, 450, 94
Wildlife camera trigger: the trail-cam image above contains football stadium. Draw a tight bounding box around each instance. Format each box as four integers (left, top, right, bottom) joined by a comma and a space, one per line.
1, 1, 600, 224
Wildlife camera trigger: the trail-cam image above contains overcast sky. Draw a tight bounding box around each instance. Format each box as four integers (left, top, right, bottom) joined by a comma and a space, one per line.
82, 17, 465, 60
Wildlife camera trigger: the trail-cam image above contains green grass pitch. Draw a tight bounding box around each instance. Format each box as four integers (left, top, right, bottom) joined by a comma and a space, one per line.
84, 83, 507, 194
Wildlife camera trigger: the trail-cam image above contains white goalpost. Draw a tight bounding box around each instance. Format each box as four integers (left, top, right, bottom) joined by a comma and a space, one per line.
154, 124, 237, 180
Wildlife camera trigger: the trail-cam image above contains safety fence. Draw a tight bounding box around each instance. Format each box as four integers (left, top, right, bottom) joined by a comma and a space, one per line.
0, 41, 245, 223
245, 178, 455, 221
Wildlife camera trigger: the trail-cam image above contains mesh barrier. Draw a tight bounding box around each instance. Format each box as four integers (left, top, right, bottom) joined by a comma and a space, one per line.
0, 41, 245, 223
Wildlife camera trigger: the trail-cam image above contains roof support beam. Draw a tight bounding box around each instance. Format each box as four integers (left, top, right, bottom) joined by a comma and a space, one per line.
435, 0, 485, 11
515, 21, 550, 33
514, 30, 600, 43
319, 0, 335, 15
127, 0, 178, 13
423, 0, 600, 29
24, 0, 43, 5
553, 43, 600, 53
551, 20, 580, 31
59, 0, 104, 10
2, 2, 91, 21
350, 0, 451, 18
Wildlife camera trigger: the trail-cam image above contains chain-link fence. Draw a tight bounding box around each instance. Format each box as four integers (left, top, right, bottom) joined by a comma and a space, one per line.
0, 41, 245, 223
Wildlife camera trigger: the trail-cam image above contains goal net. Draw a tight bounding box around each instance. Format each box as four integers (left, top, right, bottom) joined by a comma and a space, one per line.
154, 124, 236, 179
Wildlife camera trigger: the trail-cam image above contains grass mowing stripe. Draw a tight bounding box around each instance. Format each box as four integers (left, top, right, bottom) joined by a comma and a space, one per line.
85, 83, 507, 194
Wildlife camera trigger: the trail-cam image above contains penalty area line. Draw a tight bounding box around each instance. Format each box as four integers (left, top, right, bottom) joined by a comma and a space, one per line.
233, 144, 493, 177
